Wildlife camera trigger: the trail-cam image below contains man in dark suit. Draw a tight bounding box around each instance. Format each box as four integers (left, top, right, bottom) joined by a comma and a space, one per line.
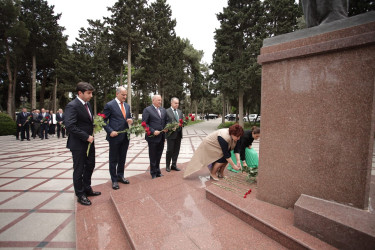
56, 108, 66, 138
103, 86, 133, 190
16, 108, 31, 141
38, 108, 50, 139
142, 95, 168, 179
64, 82, 101, 206
165, 97, 182, 172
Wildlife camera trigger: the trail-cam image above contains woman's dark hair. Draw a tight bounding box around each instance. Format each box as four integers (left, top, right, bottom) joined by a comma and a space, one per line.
229, 124, 244, 137
76, 82, 94, 93
251, 126, 260, 134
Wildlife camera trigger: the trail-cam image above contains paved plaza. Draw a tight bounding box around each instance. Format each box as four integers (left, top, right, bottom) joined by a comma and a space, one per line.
0, 119, 373, 249
0, 119, 262, 249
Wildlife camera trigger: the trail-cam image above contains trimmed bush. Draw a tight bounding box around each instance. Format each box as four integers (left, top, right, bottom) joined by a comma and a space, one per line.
0, 113, 17, 136
218, 121, 260, 129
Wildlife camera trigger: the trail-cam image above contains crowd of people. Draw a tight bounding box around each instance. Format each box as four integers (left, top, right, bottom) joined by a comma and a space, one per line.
19, 81, 260, 206
16, 107, 66, 141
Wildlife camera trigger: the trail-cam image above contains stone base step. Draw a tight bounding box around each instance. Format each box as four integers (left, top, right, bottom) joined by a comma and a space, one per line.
205, 174, 336, 250
75, 182, 132, 250
91, 164, 287, 249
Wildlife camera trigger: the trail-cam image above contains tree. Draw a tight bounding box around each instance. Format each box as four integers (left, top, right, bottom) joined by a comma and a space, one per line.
20, 0, 66, 109
0, 0, 29, 119
73, 19, 116, 113
263, 0, 301, 37
107, 0, 148, 109
183, 39, 205, 115
213, 0, 265, 127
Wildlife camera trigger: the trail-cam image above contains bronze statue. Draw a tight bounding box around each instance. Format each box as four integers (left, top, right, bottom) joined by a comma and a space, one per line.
302, 0, 348, 27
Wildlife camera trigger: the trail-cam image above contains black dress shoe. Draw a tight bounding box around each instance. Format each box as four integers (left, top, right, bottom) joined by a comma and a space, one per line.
171, 167, 181, 171
166, 166, 171, 172
86, 190, 101, 196
117, 177, 130, 184
156, 173, 163, 178
152, 175, 156, 179
77, 195, 91, 206
112, 182, 119, 190
27, 139, 30, 141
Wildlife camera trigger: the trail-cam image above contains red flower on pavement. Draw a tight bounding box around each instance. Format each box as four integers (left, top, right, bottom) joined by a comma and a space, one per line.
189, 113, 192, 117
179, 119, 183, 123
185, 116, 189, 121
191, 116, 195, 121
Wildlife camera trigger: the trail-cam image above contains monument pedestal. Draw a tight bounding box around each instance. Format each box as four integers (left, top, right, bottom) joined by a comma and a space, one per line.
257, 11, 375, 248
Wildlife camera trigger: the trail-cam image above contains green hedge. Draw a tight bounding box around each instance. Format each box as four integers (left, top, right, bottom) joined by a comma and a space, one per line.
0, 113, 16, 136
218, 121, 260, 130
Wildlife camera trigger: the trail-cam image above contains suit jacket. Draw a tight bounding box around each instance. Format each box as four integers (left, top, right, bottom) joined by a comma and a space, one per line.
56, 113, 64, 123
64, 98, 94, 150
103, 99, 132, 142
38, 112, 51, 123
142, 105, 168, 143
166, 107, 183, 139
17, 112, 30, 125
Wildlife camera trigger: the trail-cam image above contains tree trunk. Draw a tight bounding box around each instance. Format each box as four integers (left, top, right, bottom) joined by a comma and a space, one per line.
194, 100, 198, 117
31, 54, 36, 110
94, 95, 97, 116
12, 66, 17, 116
53, 78, 57, 113
119, 61, 123, 86
135, 90, 140, 120
103, 88, 108, 106
127, 40, 132, 110
221, 93, 225, 124
238, 89, 244, 128
201, 99, 206, 120
6, 53, 14, 119
40, 70, 47, 108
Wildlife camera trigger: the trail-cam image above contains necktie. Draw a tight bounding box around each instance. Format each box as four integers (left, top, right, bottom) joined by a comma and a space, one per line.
120, 102, 126, 119
173, 109, 179, 121
84, 103, 92, 121
157, 108, 161, 118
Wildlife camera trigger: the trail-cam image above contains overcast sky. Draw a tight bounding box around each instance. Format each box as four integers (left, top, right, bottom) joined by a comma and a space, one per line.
47, 0, 228, 64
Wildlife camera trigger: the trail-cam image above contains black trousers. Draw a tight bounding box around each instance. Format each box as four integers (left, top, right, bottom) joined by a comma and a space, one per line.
148, 140, 164, 177
57, 123, 65, 138
166, 136, 182, 168
20, 124, 30, 140
71, 145, 95, 197
32, 123, 40, 138
40, 123, 49, 139
109, 139, 129, 182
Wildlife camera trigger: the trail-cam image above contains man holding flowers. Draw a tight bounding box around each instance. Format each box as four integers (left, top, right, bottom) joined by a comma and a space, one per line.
16, 107, 31, 141
142, 95, 168, 179
165, 97, 183, 172
64, 82, 101, 206
103, 86, 133, 190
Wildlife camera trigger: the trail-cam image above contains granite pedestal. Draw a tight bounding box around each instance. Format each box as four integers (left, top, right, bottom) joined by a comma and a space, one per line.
257, 11, 375, 248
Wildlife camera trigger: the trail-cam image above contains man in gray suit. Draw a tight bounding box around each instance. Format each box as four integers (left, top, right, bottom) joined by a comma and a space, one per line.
165, 97, 182, 172
142, 95, 168, 179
